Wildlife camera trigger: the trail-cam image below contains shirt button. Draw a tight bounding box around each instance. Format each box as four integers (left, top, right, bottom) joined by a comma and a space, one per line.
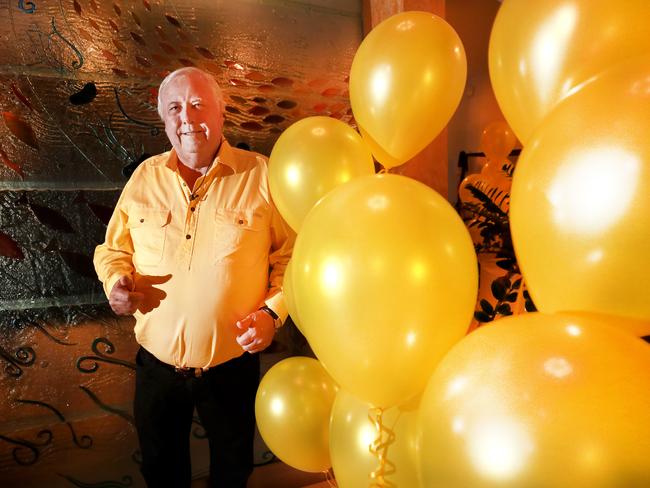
186, 234, 191, 239
190, 207, 195, 212
238, 219, 244, 225
140, 218, 144, 223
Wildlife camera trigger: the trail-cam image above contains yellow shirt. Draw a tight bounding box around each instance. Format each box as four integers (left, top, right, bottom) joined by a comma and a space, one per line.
93, 140, 295, 368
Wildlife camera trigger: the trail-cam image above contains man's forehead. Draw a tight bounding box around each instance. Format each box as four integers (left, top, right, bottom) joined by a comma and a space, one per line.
162, 75, 214, 100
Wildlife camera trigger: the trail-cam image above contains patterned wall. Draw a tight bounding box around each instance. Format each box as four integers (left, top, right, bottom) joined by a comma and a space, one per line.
0, 1, 360, 485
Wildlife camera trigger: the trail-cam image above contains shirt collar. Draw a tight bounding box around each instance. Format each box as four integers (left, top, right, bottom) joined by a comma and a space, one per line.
163, 137, 238, 174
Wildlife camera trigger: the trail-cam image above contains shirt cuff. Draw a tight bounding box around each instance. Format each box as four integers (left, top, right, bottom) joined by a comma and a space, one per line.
103, 272, 128, 299
264, 291, 287, 327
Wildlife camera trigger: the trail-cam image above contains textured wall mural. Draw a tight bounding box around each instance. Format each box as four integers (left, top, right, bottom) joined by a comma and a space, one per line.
0, 0, 362, 485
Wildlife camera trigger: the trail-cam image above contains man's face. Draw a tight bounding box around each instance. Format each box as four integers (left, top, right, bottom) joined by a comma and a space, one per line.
160, 73, 224, 167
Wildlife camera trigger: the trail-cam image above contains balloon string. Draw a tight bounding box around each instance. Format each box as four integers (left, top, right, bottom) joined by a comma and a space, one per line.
368, 407, 396, 487
324, 467, 338, 487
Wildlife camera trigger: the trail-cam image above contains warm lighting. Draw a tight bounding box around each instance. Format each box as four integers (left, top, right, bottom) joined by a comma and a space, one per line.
452, 416, 465, 434
444, 243, 456, 257
543, 357, 573, 379
270, 397, 284, 416
630, 75, 650, 96
285, 164, 301, 188
579, 442, 604, 468
410, 260, 427, 282
423, 69, 434, 85
367, 194, 389, 210
586, 248, 603, 264
446, 376, 469, 399
468, 417, 535, 480
369, 64, 392, 112
548, 147, 640, 234
358, 424, 376, 451
405, 331, 417, 348
338, 171, 351, 184
518, 59, 527, 76
531, 5, 577, 105
566, 324, 582, 337
395, 20, 415, 32
321, 259, 343, 295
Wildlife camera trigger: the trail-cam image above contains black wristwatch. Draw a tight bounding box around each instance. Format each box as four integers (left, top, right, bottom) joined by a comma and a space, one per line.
259, 306, 282, 329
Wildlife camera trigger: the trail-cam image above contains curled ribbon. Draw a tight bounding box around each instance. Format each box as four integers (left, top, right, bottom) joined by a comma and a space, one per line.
368, 407, 396, 487
324, 467, 338, 487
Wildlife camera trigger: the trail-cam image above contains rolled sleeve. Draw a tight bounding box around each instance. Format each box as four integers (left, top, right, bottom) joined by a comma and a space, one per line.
93, 183, 135, 299
264, 198, 295, 325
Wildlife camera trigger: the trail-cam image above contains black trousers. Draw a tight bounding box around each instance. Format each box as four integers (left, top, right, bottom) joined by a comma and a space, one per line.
134, 347, 260, 488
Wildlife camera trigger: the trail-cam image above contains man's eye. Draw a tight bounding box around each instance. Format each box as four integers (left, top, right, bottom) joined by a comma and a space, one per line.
168, 106, 179, 112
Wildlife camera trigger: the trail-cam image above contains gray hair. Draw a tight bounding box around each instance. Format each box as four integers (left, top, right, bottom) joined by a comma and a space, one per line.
157, 67, 224, 120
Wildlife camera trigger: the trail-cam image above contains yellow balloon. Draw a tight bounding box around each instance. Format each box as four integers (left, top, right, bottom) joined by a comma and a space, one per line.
480, 121, 517, 162
559, 311, 650, 339
458, 174, 489, 205
458, 173, 510, 216
358, 125, 403, 170
255, 357, 338, 472
419, 312, 650, 487
510, 55, 650, 325
489, 0, 650, 143
282, 259, 303, 333
350, 11, 466, 167
479, 158, 508, 180
292, 174, 477, 407
268, 116, 374, 232
329, 390, 420, 488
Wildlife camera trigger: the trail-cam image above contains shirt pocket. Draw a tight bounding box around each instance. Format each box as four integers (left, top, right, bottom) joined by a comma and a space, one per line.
127, 207, 171, 266
214, 208, 267, 267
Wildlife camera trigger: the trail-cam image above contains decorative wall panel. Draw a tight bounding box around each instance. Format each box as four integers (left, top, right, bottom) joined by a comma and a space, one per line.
0, 1, 360, 485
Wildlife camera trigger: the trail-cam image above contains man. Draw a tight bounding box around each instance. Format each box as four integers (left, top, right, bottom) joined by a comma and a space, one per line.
94, 67, 294, 487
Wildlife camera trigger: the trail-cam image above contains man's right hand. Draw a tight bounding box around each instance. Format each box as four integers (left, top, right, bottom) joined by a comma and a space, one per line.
109, 275, 144, 315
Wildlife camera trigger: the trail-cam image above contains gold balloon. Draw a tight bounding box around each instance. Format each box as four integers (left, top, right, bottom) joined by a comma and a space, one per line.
329, 390, 420, 488
292, 174, 477, 407
350, 11, 466, 167
255, 357, 338, 472
269, 116, 374, 232
458, 173, 488, 212
358, 125, 402, 170
282, 259, 303, 332
458, 174, 488, 206
419, 313, 650, 487
458, 173, 510, 216
479, 158, 507, 180
489, 0, 650, 143
560, 311, 650, 339
480, 121, 517, 162
510, 55, 650, 325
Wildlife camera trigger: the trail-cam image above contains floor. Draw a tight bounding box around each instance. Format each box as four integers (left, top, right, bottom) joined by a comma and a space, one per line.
190, 461, 331, 488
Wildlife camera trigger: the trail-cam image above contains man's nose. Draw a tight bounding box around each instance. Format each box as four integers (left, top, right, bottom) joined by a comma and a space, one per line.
180, 105, 192, 123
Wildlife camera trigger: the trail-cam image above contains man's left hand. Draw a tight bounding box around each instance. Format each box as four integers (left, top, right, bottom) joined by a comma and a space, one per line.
236, 309, 275, 353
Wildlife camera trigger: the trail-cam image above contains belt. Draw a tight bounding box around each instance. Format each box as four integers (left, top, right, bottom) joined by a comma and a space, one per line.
141, 347, 208, 378
174, 366, 205, 378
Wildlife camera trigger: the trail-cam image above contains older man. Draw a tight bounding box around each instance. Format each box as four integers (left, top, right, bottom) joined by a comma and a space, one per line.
94, 67, 294, 487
